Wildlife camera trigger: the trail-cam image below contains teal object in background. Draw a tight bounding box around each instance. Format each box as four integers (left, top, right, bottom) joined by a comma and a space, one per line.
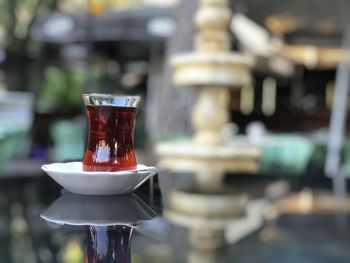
304, 136, 350, 175
50, 120, 85, 161
0, 91, 34, 173
0, 125, 27, 173
259, 135, 315, 175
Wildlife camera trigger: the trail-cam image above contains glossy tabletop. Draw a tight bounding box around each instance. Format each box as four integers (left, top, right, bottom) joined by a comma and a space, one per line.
0, 166, 350, 263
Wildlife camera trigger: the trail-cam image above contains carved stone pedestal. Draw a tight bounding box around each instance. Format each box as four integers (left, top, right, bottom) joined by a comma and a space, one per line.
157, 142, 260, 191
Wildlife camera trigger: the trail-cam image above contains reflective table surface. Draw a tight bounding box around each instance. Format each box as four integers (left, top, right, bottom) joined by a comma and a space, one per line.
1, 168, 350, 263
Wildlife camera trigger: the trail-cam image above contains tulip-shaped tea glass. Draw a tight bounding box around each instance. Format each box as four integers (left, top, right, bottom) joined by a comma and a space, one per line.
82, 94, 140, 172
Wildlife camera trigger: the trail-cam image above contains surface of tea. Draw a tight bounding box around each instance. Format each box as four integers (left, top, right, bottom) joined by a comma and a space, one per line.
83, 105, 137, 172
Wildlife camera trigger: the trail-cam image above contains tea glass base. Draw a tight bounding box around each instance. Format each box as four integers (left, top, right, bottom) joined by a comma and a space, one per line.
82, 164, 137, 172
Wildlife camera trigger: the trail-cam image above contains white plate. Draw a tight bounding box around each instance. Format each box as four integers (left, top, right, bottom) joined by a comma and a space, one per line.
41, 192, 157, 226
41, 162, 156, 195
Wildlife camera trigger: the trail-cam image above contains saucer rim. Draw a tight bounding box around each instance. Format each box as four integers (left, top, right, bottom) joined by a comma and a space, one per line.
41, 162, 156, 176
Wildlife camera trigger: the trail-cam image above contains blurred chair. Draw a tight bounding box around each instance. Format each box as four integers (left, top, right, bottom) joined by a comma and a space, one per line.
50, 120, 85, 161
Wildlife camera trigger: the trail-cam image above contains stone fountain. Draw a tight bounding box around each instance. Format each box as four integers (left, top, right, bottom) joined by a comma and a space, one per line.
157, 0, 260, 190
158, 1, 261, 261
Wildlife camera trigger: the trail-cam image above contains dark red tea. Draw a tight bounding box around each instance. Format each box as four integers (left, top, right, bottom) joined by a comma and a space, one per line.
83, 105, 137, 172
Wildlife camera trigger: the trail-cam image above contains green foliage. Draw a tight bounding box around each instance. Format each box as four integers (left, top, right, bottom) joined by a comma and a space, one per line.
36, 67, 85, 113
0, 0, 54, 51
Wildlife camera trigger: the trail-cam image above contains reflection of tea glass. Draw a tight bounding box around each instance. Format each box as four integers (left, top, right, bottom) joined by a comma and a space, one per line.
41, 192, 157, 263
82, 94, 140, 172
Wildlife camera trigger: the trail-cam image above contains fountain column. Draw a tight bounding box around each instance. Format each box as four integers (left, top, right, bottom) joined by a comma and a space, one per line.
157, 0, 260, 190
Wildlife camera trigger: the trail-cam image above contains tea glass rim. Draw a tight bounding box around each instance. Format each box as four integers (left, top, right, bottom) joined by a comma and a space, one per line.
83, 93, 140, 107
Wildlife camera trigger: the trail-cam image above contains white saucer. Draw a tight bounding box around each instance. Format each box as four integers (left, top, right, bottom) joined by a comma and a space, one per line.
41, 162, 156, 195
41, 192, 157, 226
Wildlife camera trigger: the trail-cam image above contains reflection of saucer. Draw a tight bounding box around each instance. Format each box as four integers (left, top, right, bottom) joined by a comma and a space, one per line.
41, 162, 156, 195
41, 192, 157, 226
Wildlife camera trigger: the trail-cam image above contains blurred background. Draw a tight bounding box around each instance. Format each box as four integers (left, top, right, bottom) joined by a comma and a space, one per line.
2, 0, 350, 174
1, 0, 350, 262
